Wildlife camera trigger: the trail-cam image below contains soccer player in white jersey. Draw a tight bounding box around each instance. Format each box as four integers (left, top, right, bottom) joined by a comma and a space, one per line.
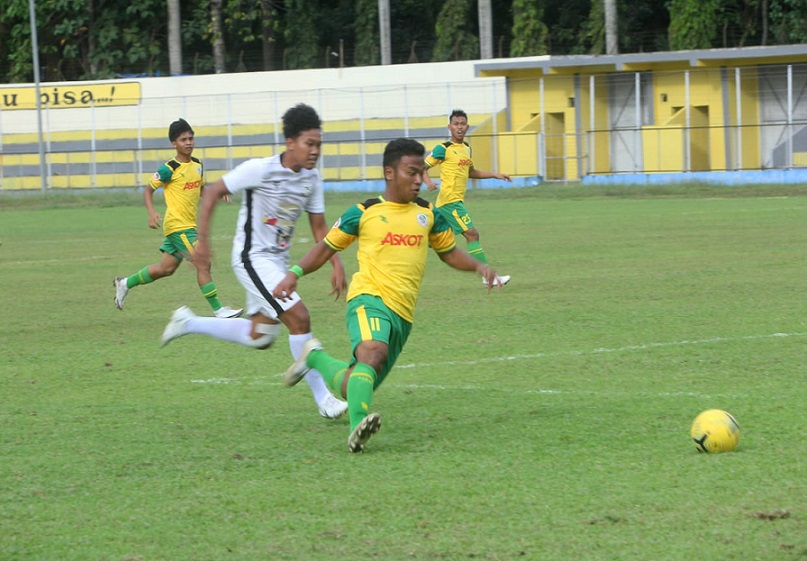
159, 103, 349, 419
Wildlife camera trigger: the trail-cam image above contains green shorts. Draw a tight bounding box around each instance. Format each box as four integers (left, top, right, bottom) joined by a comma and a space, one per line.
159, 228, 198, 262
346, 294, 412, 388
436, 201, 475, 235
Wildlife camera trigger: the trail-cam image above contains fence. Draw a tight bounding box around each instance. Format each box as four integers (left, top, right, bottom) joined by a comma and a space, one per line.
3, 61, 807, 189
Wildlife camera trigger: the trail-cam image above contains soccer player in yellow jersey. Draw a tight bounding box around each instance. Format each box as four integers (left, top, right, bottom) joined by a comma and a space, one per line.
424, 109, 512, 286
273, 138, 502, 453
113, 118, 242, 318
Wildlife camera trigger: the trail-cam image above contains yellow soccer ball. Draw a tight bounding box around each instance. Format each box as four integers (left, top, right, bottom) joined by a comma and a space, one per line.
690, 409, 740, 453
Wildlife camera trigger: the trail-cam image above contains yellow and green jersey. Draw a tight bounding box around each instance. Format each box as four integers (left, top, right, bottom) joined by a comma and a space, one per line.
425, 140, 473, 207
148, 156, 205, 236
324, 196, 456, 322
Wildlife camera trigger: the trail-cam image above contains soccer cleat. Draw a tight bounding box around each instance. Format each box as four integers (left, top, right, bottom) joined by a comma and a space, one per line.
482, 274, 511, 287
283, 338, 323, 387
318, 394, 348, 419
347, 412, 382, 453
214, 305, 244, 318
160, 306, 196, 347
113, 277, 129, 310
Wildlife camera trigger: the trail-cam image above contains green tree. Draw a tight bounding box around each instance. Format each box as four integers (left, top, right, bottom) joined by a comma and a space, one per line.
0, 0, 36, 82
769, 0, 807, 43
510, 0, 548, 56
432, 0, 479, 61
668, 0, 721, 49
283, 0, 319, 69
354, 0, 380, 66
579, 0, 606, 54
0, 0, 166, 82
389, 0, 438, 63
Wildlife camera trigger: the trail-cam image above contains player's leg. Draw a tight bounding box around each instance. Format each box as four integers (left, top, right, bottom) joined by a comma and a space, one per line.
161, 306, 276, 348
161, 257, 281, 347
281, 301, 348, 419
227, 256, 345, 417
444, 203, 510, 286
342, 295, 410, 452
180, 229, 242, 318
440, 201, 490, 262
114, 242, 180, 310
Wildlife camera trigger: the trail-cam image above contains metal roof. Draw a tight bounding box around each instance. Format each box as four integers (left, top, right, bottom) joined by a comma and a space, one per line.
474, 44, 807, 76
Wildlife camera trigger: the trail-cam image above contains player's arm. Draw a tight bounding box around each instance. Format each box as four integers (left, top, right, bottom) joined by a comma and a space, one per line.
273, 241, 338, 301
423, 169, 438, 191
145, 166, 170, 229
469, 167, 511, 182
308, 212, 347, 299
195, 178, 229, 270
438, 247, 500, 291
143, 186, 162, 229
423, 146, 444, 190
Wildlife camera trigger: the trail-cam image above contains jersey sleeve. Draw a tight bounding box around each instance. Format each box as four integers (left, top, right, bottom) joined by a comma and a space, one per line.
305, 170, 326, 214
428, 207, 456, 254
424, 144, 446, 169
149, 164, 173, 189
222, 158, 264, 195
323, 204, 363, 251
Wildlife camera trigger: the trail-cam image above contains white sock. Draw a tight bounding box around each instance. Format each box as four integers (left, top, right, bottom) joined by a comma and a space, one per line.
288, 333, 331, 405
185, 316, 254, 345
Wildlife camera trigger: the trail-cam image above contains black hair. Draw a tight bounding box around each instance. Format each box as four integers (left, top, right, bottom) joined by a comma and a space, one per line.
449, 109, 468, 122
168, 118, 193, 142
383, 138, 425, 169
282, 103, 322, 139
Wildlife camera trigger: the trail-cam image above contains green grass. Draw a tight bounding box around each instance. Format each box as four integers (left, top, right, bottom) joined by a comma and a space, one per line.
1, 185, 806, 560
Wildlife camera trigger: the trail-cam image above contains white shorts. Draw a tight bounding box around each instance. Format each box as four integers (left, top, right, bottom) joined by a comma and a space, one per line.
232, 256, 301, 320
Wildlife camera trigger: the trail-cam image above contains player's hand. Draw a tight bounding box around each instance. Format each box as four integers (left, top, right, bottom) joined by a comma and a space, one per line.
220, 193, 232, 203
478, 263, 499, 292
496, 173, 512, 182
148, 212, 162, 229
426, 181, 438, 191
329, 265, 347, 301
273, 273, 298, 302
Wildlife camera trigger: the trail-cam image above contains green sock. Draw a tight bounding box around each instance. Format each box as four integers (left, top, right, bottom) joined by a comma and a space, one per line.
127, 267, 153, 288
345, 363, 377, 431
308, 350, 349, 391
467, 240, 488, 263
200, 282, 222, 311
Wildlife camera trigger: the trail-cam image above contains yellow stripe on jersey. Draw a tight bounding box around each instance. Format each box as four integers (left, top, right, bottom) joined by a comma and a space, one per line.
148, 157, 205, 235
425, 141, 473, 207
325, 197, 455, 323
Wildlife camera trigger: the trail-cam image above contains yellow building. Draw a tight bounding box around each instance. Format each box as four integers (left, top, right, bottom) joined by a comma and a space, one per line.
474, 45, 807, 181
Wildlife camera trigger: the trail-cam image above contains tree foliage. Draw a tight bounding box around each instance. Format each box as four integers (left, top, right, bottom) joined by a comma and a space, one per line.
668, 0, 721, 50
770, 0, 807, 43
510, 0, 548, 57
282, 0, 318, 69
353, 0, 379, 66
1, 0, 807, 83
432, 0, 479, 62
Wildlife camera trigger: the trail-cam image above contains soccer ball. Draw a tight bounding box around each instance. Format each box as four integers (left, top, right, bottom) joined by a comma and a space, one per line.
690, 409, 740, 453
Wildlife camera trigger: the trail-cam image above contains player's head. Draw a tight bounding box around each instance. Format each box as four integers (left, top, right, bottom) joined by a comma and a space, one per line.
448, 109, 468, 142
168, 118, 193, 142
449, 109, 468, 123
169, 118, 195, 159
383, 138, 425, 203
282, 104, 322, 171
383, 138, 425, 169
282, 103, 322, 139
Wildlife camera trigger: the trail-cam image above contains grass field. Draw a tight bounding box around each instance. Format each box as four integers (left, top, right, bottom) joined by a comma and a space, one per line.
1, 184, 806, 560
